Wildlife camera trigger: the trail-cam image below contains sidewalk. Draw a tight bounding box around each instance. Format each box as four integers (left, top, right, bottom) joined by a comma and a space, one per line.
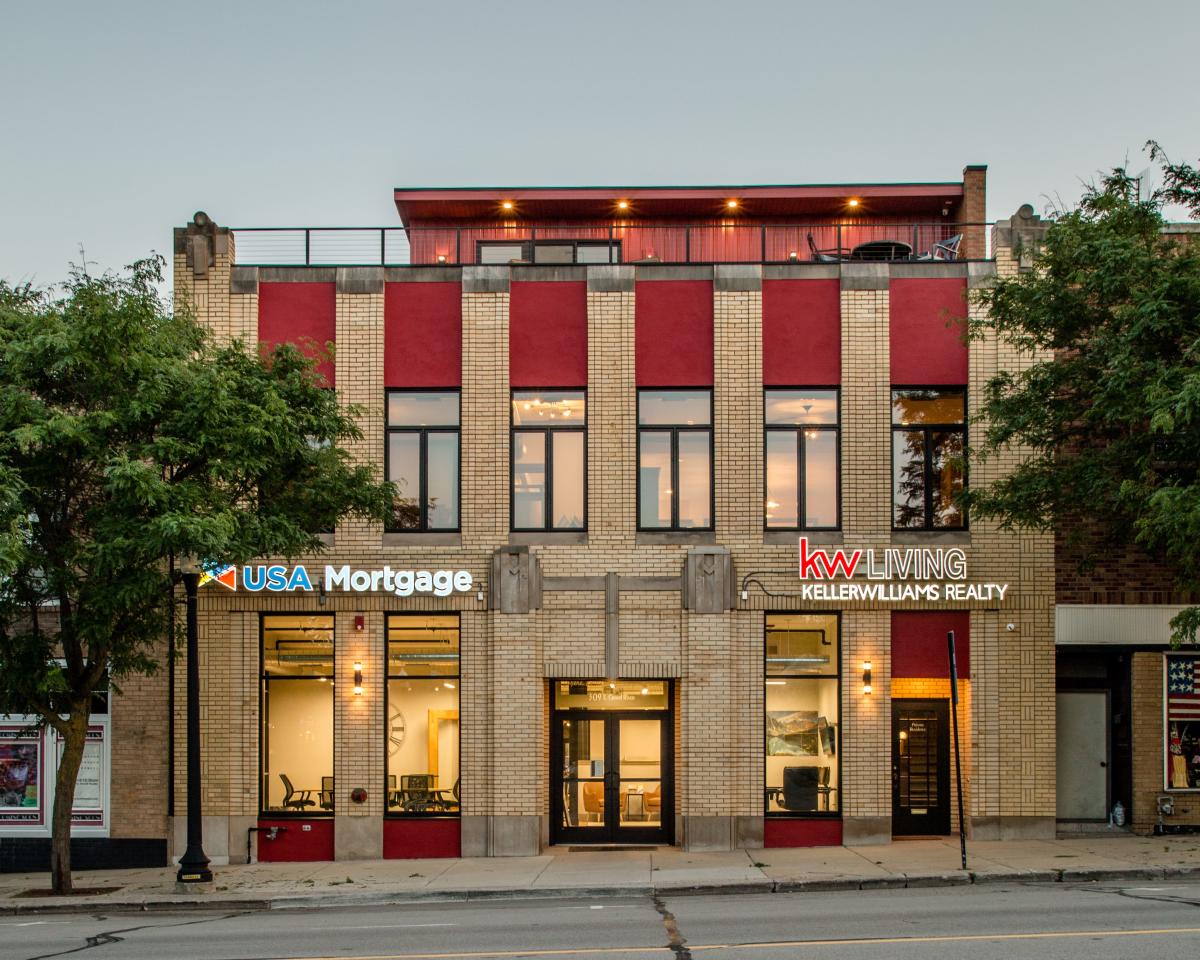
4, 835, 1200, 915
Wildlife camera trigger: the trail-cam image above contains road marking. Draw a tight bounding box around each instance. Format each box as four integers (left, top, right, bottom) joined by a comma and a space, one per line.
0, 921, 71, 927
288, 926, 1200, 960
323, 923, 459, 931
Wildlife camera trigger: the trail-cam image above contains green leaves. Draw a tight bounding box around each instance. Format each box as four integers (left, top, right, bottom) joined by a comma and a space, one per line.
967, 147, 1200, 640
0, 258, 393, 719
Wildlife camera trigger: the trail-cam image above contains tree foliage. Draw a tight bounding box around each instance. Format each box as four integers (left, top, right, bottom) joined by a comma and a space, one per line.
0, 258, 392, 890
965, 144, 1200, 643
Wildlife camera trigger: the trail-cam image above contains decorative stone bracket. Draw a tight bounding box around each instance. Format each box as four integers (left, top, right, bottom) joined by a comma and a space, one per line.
682, 547, 735, 614
993, 204, 1049, 272
489, 546, 542, 614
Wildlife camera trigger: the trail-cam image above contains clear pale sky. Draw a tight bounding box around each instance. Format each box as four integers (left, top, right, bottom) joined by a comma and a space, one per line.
2, 0, 1198, 288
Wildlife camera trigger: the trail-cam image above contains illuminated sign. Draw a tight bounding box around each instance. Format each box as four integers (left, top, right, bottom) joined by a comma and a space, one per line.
201, 563, 474, 598
797, 538, 1009, 603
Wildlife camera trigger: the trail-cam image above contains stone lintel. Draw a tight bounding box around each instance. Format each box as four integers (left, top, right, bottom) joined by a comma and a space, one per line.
586, 265, 635, 292
336, 267, 385, 295
762, 264, 840, 280
229, 266, 259, 295
840, 263, 889, 291
384, 266, 463, 283
462, 266, 510, 293
714, 264, 763, 292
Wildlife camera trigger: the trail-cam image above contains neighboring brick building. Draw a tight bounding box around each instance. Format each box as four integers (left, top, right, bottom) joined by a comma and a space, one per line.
2, 171, 1076, 868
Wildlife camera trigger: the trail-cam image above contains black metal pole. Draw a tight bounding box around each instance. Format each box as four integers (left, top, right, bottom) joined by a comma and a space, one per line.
177, 571, 212, 885
947, 629, 968, 871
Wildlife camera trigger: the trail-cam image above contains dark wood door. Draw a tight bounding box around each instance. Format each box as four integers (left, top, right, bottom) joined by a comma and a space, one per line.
551, 711, 672, 845
892, 699, 951, 836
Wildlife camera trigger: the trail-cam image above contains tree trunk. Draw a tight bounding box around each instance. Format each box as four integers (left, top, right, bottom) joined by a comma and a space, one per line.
49, 711, 88, 895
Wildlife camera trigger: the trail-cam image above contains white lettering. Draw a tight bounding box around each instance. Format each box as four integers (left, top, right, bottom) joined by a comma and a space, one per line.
395, 570, 415, 596
349, 570, 371, 591
454, 570, 473, 592
325, 565, 352, 591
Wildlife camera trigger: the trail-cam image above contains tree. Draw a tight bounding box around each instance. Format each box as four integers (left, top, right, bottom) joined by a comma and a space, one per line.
965, 144, 1200, 642
0, 258, 392, 893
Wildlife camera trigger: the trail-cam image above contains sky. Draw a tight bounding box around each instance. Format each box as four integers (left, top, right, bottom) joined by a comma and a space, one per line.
2, 0, 1198, 289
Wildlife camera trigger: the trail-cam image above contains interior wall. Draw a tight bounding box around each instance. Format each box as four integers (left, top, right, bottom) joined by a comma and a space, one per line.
264, 680, 334, 809
766, 678, 839, 811
387, 680, 459, 790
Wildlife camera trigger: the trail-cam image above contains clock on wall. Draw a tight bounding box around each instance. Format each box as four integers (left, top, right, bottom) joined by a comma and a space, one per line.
389, 704, 407, 755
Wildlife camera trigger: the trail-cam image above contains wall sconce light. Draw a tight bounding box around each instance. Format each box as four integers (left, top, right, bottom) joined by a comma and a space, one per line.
862, 660, 872, 695
501, 200, 514, 211
787, 251, 799, 262
617, 200, 630, 211
353, 661, 364, 696
436, 254, 448, 264
726, 199, 739, 210
847, 198, 860, 209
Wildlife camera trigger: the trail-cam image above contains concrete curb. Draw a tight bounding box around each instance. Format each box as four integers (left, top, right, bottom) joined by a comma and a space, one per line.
4, 864, 1200, 915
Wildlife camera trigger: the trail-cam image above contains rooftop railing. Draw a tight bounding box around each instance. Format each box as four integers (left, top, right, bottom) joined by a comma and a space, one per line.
231, 222, 992, 267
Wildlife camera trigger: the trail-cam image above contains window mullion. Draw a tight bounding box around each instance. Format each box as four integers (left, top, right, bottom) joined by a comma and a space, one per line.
544, 427, 554, 531
671, 428, 680, 530
796, 426, 806, 530
419, 429, 429, 531
923, 427, 935, 530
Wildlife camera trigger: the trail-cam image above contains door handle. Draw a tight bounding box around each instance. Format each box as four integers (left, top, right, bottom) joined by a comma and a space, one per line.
1100, 761, 1107, 768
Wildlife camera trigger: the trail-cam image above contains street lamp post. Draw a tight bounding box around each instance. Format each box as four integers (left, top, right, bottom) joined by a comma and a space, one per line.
176, 557, 213, 888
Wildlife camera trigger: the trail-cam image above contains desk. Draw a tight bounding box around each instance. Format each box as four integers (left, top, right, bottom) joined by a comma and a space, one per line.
850, 240, 913, 262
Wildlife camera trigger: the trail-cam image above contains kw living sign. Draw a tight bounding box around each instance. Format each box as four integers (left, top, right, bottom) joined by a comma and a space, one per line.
798, 538, 1009, 602
200, 563, 474, 598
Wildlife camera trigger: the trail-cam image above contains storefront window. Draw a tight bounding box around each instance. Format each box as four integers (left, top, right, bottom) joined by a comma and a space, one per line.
1166, 654, 1200, 790
387, 615, 460, 815
765, 613, 839, 815
512, 391, 586, 530
637, 390, 712, 530
764, 390, 839, 529
386, 391, 461, 531
892, 389, 966, 530
261, 615, 334, 814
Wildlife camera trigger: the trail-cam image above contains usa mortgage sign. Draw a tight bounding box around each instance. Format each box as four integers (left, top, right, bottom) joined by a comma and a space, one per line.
201, 563, 474, 598
797, 538, 1009, 603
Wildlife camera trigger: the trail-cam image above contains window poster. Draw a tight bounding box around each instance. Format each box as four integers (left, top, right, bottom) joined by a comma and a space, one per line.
0, 727, 43, 826
1166, 656, 1200, 790
57, 726, 106, 826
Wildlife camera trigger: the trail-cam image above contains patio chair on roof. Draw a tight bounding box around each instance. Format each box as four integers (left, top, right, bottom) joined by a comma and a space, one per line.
916, 233, 962, 261
807, 232, 850, 262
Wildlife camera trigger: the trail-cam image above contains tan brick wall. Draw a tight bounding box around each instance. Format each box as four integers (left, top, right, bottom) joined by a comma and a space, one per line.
153, 228, 1058, 853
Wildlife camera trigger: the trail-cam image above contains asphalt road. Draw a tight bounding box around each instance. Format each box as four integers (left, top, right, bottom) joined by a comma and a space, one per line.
7, 879, 1200, 960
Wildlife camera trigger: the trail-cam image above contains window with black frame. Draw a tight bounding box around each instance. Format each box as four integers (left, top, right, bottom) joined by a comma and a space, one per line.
512, 391, 586, 531
764, 389, 839, 529
891, 388, 966, 530
261, 615, 335, 814
637, 390, 712, 530
386, 391, 460, 532
765, 613, 839, 816
386, 615, 460, 815
478, 240, 620, 265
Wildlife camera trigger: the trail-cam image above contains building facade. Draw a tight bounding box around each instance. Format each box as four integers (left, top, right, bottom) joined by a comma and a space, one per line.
1, 171, 1079, 868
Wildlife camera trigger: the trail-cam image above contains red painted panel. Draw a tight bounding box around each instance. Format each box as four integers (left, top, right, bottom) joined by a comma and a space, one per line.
509, 281, 587, 387
889, 279, 968, 384
762, 279, 841, 385
255, 818, 334, 863
635, 280, 713, 386
384, 282, 462, 387
258, 283, 336, 386
764, 818, 843, 848
383, 818, 461, 859
891, 611, 970, 679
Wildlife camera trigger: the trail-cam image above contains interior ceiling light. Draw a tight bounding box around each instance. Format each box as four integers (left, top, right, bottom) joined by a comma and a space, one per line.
501, 200, 514, 211
847, 198, 860, 208
726, 199, 739, 210
617, 200, 630, 211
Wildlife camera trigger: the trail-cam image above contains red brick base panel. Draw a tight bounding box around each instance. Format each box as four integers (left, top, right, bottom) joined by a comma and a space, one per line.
384, 817, 461, 858
764, 818, 843, 847
255, 818, 334, 862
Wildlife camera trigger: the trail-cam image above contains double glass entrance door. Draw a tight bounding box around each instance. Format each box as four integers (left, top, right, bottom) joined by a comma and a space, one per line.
553, 707, 672, 845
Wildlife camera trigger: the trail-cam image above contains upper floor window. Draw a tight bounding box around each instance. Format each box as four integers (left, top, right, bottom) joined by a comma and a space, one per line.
478, 240, 621, 265
512, 392, 586, 531
764, 390, 839, 529
638, 390, 712, 530
891, 388, 966, 530
387, 391, 460, 532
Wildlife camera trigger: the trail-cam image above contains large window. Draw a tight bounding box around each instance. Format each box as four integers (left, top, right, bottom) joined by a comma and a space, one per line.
387, 391, 460, 531
892, 388, 966, 530
478, 240, 620, 264
1166, 654, 1200, 791
764, 389, 839, 529
638, 390, 712, 530
387, 615, 460, 815
765, 613, 839, 816
512, 391, 586, 530
261, 615, 334, 814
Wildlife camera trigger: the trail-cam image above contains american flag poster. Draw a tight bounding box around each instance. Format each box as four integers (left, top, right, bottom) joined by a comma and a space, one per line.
1168, 658, 1200, 720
